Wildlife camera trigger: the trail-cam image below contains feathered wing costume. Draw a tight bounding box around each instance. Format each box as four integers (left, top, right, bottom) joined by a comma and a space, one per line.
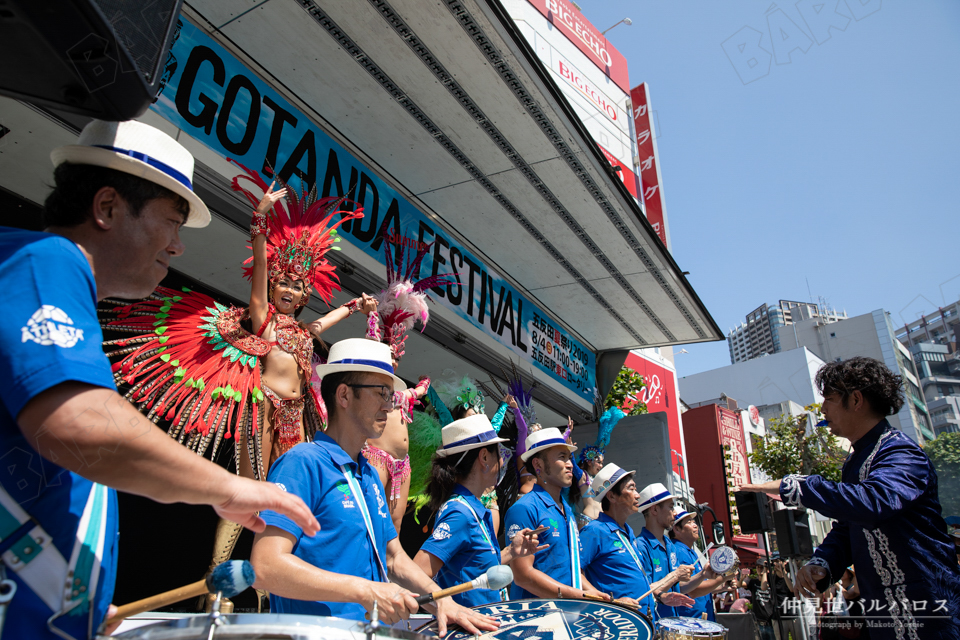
100, 160, 361, 481
366, 219, 454, 363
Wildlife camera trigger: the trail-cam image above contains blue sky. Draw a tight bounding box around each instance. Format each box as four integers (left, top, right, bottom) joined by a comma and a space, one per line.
576, 1, 960, 376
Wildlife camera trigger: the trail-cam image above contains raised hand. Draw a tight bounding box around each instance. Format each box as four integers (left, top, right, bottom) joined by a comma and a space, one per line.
359, 293, 379, 315
257, 181, 288, 214
510, 525, 550, 558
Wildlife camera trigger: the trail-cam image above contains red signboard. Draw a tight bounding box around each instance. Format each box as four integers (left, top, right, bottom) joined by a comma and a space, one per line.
623, 352, 683, 478
526, 0, 630, 94
682, 405, 758, 546
598, 144, 639, 201
629, 83, 668, 248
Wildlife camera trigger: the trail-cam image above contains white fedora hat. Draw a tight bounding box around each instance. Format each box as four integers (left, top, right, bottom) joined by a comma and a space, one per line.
591, 463, 636, 502
520, 427, 576, 462
637, 482, 674, 512
51, 120, 210, 228
313, 338, 406, 391
436, 414, 510, 458
673, 510, 697, 528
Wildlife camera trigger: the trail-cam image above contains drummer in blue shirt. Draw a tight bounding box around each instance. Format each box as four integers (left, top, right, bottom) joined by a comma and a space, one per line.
251, 339, 498, 636
669, 510, 724, 621
635, 483, 710, 619
504, 427, 610, 601
580, 464, 695, 619
413, 414, 548, 606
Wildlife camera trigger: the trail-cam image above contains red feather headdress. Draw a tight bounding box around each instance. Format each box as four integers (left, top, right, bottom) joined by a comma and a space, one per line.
230, 159, 363, 308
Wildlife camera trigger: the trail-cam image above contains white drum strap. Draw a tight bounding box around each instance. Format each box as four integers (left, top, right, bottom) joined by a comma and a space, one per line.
339, 464, 388, 582
0, 481, 109, 640
565, 501, 582, 589
448, 495, 506, 601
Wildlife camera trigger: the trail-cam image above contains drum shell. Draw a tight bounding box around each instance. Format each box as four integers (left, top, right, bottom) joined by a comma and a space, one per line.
111, 613, 430, 639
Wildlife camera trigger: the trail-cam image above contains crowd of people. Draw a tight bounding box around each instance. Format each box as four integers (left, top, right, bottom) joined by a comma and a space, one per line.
2, 120, 959, 640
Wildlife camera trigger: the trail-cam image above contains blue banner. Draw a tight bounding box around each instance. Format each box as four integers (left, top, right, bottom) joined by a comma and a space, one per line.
151, 18, 596, 401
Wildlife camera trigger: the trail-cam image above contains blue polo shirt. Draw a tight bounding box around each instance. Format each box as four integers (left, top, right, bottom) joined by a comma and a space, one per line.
0, 229, 120, 640
419, 484, 502, 606
503, 483, 580, 600
673, 540, 715, 621
636, 527, 681, 619
580, 513, 657, 618
261, 434, 396, 620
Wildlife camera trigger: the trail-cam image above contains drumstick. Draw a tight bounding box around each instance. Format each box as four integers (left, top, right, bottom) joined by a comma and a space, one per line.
415, 565, 513, 605
581, 593, 641, 611
108, 560, 254, 622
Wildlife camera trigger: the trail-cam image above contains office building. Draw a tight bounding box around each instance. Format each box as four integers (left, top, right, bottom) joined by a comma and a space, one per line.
728, 300, 847, 364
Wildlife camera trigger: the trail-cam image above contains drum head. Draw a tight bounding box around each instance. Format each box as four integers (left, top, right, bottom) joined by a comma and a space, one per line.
709, 546, 739, 574
656, 616, 726, 634
423, 598, 654, 640
112, 613, 432, 639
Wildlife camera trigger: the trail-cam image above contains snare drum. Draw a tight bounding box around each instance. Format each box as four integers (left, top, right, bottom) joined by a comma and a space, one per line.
110, 613, 431, 639
424, 598, 654, 640
708, 546, 740, 577
655, 617, 727, 639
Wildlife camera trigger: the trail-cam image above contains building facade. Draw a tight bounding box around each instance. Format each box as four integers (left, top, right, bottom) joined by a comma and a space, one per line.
909, 341, 960, 436
680, 347, 826, 410
728, 300, 847, 364
780, 310, 933, 443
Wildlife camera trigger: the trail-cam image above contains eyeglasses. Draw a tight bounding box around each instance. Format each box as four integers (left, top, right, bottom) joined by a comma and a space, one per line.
345, 384, 395, 408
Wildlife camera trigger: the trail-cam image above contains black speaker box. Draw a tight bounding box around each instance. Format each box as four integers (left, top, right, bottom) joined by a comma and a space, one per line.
773, 508, 813, 558
0, 0, 183, 120
735, 490, 773, 534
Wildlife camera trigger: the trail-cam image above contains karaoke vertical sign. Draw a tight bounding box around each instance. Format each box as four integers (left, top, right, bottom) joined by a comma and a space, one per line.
630, 83, 669, 250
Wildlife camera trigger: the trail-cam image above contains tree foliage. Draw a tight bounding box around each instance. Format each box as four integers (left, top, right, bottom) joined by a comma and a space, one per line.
748, 404, 846, 482
924, 432, 960, 517
607, 367, 648, 416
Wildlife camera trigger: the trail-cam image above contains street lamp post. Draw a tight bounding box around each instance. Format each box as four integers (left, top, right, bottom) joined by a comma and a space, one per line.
600, 17, 632, 36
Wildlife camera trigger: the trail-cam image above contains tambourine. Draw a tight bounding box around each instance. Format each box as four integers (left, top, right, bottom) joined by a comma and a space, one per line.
708, 545, 740, 576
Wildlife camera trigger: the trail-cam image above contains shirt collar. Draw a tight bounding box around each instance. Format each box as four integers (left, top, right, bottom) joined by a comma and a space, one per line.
453, 484, 487, 513
531, 483, 567, 514
598, 512, 632, 537
852, 418, 891, 452
641, 526, 667, 550
314, 432, 368, 475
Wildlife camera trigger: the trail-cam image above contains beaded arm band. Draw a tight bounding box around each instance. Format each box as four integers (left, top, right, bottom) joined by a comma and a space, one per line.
250, 212, 269, 242
344, 298, 362, 315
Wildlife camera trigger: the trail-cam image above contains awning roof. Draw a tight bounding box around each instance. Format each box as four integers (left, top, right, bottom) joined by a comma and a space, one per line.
0, 0, 721, 417
181, 0, 720, 352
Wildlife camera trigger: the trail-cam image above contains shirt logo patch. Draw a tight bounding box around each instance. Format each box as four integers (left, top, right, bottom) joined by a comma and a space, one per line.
433, 522, 452, 541
507, 523, 522, 541
372, 482, 388, 518
670, 552, 677, 566
21, 305, 84, 348
336, 481, 355, 508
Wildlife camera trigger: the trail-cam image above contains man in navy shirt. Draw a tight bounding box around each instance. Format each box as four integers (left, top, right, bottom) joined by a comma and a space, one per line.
635, 483, 703, 619
580, 464, 694, 620
0, 120, 318, 640
740, 357, 960, 639
504, 427, 608, 601
670, 510, 723, 621
251, 339, 497, 636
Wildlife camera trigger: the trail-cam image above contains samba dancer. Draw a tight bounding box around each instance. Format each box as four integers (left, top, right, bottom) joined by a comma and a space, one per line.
251, 339, 498, 635
670, 510, 724, 621
0, 121, 317, 640
635, 483, 704, 620
580, 464, 695, 620
362, 225, 451, 530
739, 357, 960, 639
413, 414, 546, 606
503, 428, 610, 600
